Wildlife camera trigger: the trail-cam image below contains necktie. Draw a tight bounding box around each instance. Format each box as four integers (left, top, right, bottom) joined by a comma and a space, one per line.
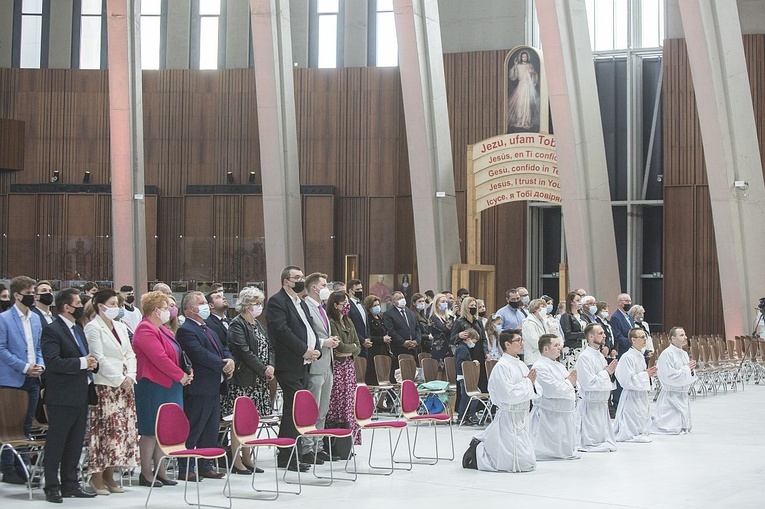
72, 326, 93, 382
400, 309, 410, 328
201, 324, 223, 357
318, 305, 329, 332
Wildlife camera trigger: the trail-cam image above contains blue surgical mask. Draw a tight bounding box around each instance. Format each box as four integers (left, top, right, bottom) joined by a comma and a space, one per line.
371, 305, 381, 315
117, 307, 125, 320
493, 325, 502, 333
588, 305, 598, 315
467, 341, 475, 349
546, 304, 553, 313
197, 303, 211, 320
438, 302, 449, 312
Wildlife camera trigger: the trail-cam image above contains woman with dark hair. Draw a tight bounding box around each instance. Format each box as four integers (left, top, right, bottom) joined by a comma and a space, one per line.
411, 293, 431, 353
363, 295, 390, 385
84, 289, 139, 495
0, 283, 12, 312
325, 291, 362, 444
559, 291, 586, 350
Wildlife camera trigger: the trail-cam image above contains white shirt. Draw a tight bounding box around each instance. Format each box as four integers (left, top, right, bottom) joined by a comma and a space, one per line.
59, 314, 90, 371
14, 305, 36, 373
292, 294, 318, 364
38, 307, 55, 324
350, 296, 367, 326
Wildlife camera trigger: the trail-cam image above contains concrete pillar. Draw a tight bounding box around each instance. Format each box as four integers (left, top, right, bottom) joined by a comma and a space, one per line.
249, 0, 304, 294
0, 0, 15, 67
166, 0, 191, 68
226, 0, 250, 68
393, 0, 461, 292
48, 0, 73, 68
105, 0, 148, 294
677, 0, 765, 338
534, 0, 622, 304
343, 0, 368, 67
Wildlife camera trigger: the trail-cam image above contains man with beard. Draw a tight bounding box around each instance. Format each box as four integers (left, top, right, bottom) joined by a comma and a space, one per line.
614, 327, 656, 442
651, 327, 696, 434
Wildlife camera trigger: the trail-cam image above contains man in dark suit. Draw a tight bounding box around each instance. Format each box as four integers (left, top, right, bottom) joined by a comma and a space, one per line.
382, 291, 422, 370
346, 279, 372, 356
205, 290, 230, 347
31, 280, 56, 327
265, 266, 321, 472
175, 291, 234, 481
41, 288, 98, 503
609, 293, 635, 413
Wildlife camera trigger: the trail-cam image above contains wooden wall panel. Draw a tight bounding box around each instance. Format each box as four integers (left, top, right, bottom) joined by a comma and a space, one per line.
0, 118, 24, 171
303, 195, 335, 279
368, 197, 396, 274
183, 196, 214, 280
662, 186, 695, 331
6, 194, 37, 277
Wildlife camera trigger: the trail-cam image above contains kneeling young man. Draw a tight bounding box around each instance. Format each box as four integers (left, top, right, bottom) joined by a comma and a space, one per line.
651, 326, 695, 434
614, 327, 657, 442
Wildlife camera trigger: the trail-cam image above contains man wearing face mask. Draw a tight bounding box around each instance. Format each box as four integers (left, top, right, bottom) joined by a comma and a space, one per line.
610, 293, 634, 358
614, 328, 657, 443
303, 273, 340, 463
175, 291, 234, 480
346, 279, 372, 357
0, 276, 46, 485
266, 266, 321, 471
205, 291, 230, 348
31, 280, 56, 326
119, 285, 142, 333
579, 295, 597, 324
516, 287, 531, 316
382, 291, 421, 370
496, 288, 526, 330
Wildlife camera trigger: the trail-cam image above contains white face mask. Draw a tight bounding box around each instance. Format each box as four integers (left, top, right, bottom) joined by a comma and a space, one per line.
319, 287, 332, 301
539, 307, 548, 318
158, 309, 171, 324
102, 305, 121, 321
599, 311, 609, 318
397, 298, 407, 308
250, 304, 263, 319
197, 303, 211, 320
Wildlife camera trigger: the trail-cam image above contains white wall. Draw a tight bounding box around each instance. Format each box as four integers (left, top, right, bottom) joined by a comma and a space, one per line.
666, 0, 765, 38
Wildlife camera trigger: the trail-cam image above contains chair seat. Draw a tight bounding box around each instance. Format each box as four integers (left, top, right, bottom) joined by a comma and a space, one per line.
304, 428, 352, 437
243, 437, 295, 447
466, 392, 490, 399
363, 420, 407, 429
408, 414, 451, 422
169, 447, 227, 459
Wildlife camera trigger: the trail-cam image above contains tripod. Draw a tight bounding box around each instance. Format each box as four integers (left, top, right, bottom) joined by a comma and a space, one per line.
738, 311, 764, 388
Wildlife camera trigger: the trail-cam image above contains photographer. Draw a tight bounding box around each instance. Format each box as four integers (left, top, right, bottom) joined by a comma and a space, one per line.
756, 298, 765, 339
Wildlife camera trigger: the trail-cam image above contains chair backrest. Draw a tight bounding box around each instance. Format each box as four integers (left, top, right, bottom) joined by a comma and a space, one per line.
155, 403, 190, 455
293, 389, 319, 431
232, 396, 260, 443
400, 380, 420, 415
0, 388, 29, 443
354, 384, 375, 424
421, 357, 440, 382
461, 361, 481, 394
374, 355, 393, 385
485, 359, 498, 380
444, 356, 457, 385
398, 353, 415, 366
399, 357, 417, 382
354, 356, 368, 384
417, 352, 432, 365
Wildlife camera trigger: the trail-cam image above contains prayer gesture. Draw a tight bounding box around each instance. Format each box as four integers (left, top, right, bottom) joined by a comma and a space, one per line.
566, 369, 578, 385
645, 366, 658, 377
688, 359, 697, 371
605, 358, 618, 375
527, 368, 537, 384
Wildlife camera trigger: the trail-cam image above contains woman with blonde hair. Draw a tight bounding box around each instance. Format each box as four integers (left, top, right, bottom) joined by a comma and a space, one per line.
450, 297, 488, 392
428, 293, 454, 364
521, 298, 550, 368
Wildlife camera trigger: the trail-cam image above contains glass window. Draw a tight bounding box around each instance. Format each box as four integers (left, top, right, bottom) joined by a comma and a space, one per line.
199, 15, 220, 69
142, 0, 162, 16
376, 0, 397, 67
317, 0, 338, 14
141, 0, 162, 70
316, 0, 338, 68
641, 0, 664, 48
81, 0, 101, 15
19, 0, 44, 68
79, 15, 102, 69
586, 0, 663, 51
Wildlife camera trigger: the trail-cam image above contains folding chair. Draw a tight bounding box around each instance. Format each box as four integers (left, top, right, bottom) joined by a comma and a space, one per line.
346, 385, 411, 475
373, 355, 400, 412
460, 361, 492, 427
0, 388, 45, 500
393, 380, 454, 465
225, 397, 300, 500
146, 403, 231, 509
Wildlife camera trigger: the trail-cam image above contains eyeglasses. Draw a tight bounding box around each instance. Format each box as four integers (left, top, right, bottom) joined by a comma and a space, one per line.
288, 276, 305, 282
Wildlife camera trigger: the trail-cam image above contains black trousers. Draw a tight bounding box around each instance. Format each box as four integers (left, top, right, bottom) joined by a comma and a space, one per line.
44, 403, 88, 489
275, 367, 309, 460
178, 394, 221, 473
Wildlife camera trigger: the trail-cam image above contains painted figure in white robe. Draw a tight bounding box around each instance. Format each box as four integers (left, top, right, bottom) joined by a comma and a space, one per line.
507, 51, 540, 131
614, 327, 657, 442
530, 334, 580, 460
575, 323, 618, 452
652, 327, 696, 434
474, 329, 538, 472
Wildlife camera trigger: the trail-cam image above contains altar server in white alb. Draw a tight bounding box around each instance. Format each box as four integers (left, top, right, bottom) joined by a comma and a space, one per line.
575, 323, 618, 452
530, 334, 580, 460
474, 329, 538, 472
651, 326, 696, 434
613, 327, 657, 442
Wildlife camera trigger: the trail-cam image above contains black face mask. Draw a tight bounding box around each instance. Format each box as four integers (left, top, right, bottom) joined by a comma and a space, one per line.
126, 295, 135, 304
354, 291, 363, 300
623, 304, 632, 312
0, 300, 11, 312
478, 311, 486, 318
38, 293, 54, 307
71, 305, 84, 321
292, 281, 305, 293
468, 307, 477, 316
20, 294, 36, 309
509, 300, 521, 309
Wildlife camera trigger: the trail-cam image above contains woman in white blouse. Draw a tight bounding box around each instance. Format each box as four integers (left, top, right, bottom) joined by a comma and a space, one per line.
521, 299, 550, 368
84, 289, 140, 495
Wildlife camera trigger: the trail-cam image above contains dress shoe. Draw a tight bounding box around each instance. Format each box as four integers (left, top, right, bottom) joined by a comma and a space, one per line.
156, 475, 178, 486
88, 479, 110, 496
61, 486, 97, 498
301, 453, 324, 465
105, 483, 125, 493
254, 467, 264, 474
2, 470, 27, 485
138, 473, 163, 487
287, 462, 310, 472
316, 450, 332, 462
177, 472, 199, 482
199, 470, 225, 479
242, 463, 264, 474
231, 466, 253, 475
44, 487, 63, 504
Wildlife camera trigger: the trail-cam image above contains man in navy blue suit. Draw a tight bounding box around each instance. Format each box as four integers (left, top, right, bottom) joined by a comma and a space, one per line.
609, 293, 634, 412
346, 279, 372, 355
176, 291, 234, 481
0, 276, 45, 485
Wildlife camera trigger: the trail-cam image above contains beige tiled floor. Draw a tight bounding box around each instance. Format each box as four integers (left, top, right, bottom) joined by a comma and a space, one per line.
3, 383, 764, 508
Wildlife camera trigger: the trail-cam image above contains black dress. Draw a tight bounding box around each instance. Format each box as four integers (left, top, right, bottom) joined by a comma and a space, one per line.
449, 317, 488, 392
365, 313, 391, 385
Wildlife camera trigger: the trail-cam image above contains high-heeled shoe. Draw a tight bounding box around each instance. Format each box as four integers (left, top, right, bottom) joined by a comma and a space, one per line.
138, 473, 163, 488
88, 479, 110, 496
105, 483, 125, 494
156, 475, 178, 486
230, 466, 253, 475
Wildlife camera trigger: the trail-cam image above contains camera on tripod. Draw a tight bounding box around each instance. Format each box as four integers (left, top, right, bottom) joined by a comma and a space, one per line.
759, 297, 765, 314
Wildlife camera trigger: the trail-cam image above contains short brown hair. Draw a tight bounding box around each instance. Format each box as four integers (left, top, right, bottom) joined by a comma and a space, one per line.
141, 291, 169, 316
10, 276, 36, 296
305, 272, 328, 292
363, 294, 380, 312
35, 280, 53, 291
280, 266, 302, 284
584, 322, 601, 338
628, 327, 645, 341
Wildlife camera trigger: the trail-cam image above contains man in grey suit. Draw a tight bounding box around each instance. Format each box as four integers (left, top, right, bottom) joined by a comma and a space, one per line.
303, 272, 339, 463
